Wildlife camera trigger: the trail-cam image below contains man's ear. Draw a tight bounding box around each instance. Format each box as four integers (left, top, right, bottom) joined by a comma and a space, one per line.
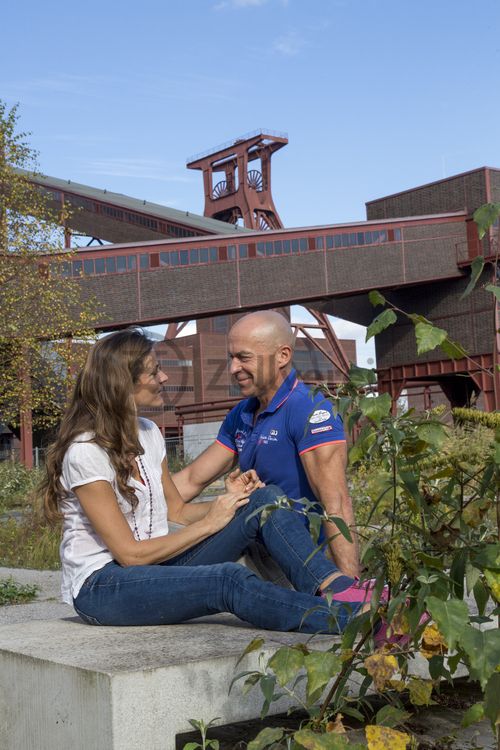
277, 345, 293, 368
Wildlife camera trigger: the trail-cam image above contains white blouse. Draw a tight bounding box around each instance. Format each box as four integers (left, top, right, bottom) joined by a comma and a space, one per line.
59, 418, 168, 604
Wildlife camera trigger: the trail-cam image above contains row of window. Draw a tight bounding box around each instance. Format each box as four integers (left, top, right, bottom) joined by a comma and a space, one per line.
161, 385, 194, 393
52, 228, 403, 278
159, 359, 193, 367
44, 188, 197, 238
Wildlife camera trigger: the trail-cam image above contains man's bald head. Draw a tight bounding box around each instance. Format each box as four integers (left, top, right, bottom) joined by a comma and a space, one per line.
229, 311, 294, 352
228, 311, 294, 404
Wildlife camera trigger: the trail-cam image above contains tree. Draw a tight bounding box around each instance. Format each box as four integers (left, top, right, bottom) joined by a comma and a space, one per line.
0, 101, 100, 465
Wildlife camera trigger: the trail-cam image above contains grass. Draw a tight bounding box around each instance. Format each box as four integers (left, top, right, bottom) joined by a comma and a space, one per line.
0, 511, 61, 570
0, 577, 39, 605
0, 462, 61, 570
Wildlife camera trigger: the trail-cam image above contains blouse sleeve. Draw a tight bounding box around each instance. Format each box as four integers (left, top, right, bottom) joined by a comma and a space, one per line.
62, 441, 115, 490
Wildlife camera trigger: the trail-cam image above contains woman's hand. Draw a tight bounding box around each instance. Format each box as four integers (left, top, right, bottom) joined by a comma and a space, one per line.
203, 490, 251, 534
225, 468, 264, 494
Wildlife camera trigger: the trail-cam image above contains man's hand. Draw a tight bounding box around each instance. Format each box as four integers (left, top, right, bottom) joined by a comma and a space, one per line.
225, 468, 264, 494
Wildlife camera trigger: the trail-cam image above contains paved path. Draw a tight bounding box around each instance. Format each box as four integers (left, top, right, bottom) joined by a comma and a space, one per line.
0, 566, 71, 625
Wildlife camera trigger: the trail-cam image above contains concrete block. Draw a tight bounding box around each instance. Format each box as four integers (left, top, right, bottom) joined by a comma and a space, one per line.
0, 606, 480, 749
0, 615, 334, 750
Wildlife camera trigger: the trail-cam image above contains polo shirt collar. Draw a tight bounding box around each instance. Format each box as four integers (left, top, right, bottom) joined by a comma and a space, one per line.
241, 369, 298, 424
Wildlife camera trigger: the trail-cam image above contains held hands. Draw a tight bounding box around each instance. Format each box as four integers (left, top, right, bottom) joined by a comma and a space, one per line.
204, 490, 251, 534
225, 468, 264, 494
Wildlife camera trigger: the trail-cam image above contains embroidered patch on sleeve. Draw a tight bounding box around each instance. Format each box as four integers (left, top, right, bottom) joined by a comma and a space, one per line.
309, 409, 331, 424
311, 425, 333, 434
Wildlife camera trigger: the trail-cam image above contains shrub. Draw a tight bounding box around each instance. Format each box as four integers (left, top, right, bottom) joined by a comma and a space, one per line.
0, 462, 42, 513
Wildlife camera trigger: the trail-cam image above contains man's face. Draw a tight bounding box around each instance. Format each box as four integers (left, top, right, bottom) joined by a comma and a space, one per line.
228, 327, 282, 402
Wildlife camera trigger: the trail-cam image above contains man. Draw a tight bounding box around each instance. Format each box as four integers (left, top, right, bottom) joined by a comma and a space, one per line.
173, 310, 360, 578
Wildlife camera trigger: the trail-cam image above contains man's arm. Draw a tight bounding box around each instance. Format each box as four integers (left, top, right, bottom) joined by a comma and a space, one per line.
300, 442, 360, 578
172, 441, 238, 501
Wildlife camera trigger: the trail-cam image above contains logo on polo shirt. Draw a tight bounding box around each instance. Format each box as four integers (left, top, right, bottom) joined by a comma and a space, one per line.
258, 429, 279, 445
309, 409, 331, 424
235, 431, 248, 451
311, 425, 333, 434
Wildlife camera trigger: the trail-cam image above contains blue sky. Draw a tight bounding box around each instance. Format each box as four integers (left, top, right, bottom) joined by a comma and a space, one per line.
2, 0, 500, 365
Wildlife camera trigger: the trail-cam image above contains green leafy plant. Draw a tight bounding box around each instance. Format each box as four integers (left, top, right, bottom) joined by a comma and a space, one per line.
182, 717, 221, 750
224, 204, 500, 749
0, 576, 38, 605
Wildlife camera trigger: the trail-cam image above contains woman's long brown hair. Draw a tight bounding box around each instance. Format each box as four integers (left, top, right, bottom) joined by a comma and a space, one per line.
42, 328, 154, 523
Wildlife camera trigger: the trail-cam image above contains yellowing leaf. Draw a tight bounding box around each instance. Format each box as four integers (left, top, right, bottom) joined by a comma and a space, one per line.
366, 724, 410, 750
364, 653, 398, 691
387, 679, 407, 693
408, 678, 434, 706
420, 624, 447, 659
325, 714, 346, 735
484, 569, 500, 603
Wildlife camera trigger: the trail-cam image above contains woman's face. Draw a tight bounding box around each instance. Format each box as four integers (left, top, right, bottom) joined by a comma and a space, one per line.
133, 351, 168, 408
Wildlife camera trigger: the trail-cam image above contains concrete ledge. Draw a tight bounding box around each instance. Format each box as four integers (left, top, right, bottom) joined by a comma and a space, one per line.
0, 615, 336, 750
0, 609, 472, 750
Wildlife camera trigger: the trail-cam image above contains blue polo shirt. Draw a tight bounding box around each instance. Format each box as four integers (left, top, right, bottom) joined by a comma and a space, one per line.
216, 369, 346, 515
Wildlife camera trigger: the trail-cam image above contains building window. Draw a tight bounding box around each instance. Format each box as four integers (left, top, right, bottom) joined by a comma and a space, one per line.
160, 359, 193, 367
72, 260, 83, 277
213, 315, 229, 333
162, 385, 195, 392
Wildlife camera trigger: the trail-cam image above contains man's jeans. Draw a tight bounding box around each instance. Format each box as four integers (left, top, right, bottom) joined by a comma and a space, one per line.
73, 486, 361, 633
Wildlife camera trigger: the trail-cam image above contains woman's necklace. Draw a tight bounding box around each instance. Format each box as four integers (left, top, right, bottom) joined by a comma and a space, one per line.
130, 455, 154, 541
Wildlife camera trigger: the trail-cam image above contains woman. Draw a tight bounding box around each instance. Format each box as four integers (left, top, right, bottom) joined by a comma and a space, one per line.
42, 329, 382, 634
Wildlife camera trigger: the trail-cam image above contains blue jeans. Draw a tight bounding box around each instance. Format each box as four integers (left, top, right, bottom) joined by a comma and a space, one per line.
73, 486, 361, 633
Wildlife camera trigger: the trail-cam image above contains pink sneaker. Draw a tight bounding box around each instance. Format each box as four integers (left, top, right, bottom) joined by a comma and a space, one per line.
323, 577, 389, 605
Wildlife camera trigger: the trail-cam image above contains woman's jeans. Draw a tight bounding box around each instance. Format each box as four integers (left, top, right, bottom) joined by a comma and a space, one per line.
73, 486, 361, 633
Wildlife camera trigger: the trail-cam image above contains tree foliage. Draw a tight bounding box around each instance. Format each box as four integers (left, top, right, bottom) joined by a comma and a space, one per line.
0, 101, 99, 430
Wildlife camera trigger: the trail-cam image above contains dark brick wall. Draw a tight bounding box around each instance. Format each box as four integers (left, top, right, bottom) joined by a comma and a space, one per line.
366, 170, 488, 220
80, 273, 140, 327
326, 221, 466, 293
140, 263, 240, 321
239, 254, 327, 307
375, 271, 494, 367
488, 169, 500, 202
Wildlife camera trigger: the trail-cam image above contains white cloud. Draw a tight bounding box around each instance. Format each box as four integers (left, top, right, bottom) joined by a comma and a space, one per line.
80, 158, 195, 182
273, 30, 306, 56
214, 0, 268, 8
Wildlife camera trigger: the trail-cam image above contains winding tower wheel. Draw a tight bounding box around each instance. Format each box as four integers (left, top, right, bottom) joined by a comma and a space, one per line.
212, 180, 232, 200
247, 169, 263, 191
